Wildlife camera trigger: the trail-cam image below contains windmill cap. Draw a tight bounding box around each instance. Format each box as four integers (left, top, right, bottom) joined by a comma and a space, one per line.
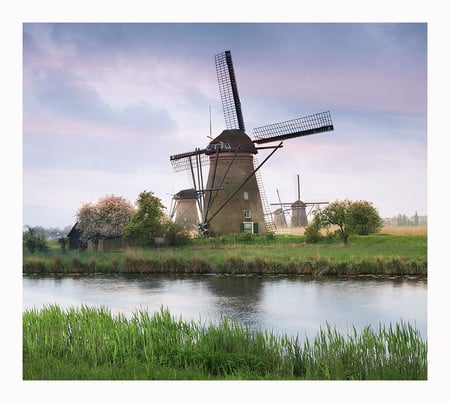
174, 188, 198, 199
206, 129, 257, 154
292, 200, 307, 207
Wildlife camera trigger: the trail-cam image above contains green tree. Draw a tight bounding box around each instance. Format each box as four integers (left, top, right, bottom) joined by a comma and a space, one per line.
315, 199, 382, 245
122, 191, 165, 246
23, 226, 48, 253
347, 200, 383, 235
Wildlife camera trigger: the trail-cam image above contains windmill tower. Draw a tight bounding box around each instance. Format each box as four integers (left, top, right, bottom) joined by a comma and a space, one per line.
170, 50, 334, 236
271, 174, 330, 228
291, 174, 308, 227
273, 189, 288, 228
171, 188, 200, 232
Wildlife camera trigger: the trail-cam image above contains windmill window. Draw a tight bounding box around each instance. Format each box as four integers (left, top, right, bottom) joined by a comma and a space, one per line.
243, 192, 249, 200
244, 210, 251, 219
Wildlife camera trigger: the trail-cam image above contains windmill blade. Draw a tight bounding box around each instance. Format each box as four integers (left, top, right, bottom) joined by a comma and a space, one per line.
169, 148, 209, 172
215, 50, 245, 131
252, 111, 334, 144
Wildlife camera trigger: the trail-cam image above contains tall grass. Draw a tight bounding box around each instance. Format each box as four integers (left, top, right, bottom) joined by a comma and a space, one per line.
282, 224, 428, 237
379, 225, 427, 236
23, 255, 427, 276
23, 305, 427, 380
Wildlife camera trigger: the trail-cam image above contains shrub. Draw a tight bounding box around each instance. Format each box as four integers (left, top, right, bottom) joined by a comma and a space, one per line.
162, 220, 191, 246
304, 221, 322, 243
237, 232, 255, 243
57, 237, 68, 252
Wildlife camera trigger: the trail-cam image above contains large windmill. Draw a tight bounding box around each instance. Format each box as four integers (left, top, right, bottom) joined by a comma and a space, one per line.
170, 50, 334, 236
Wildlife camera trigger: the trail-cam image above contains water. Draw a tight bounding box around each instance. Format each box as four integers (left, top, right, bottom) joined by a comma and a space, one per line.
23, 274, 427, 341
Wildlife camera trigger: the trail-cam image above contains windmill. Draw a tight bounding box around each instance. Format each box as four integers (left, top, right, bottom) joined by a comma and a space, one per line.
170, 50, 334, 236
170, 188, 200, 232
271, 174, 330, 228
273, 189, 288, 228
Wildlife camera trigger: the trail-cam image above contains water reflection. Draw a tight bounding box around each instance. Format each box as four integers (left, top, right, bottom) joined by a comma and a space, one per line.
23, 274, 427, 341
203, 275, 264, 329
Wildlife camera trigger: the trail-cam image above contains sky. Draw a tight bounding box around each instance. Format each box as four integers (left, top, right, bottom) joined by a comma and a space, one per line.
22, 22, 427, 229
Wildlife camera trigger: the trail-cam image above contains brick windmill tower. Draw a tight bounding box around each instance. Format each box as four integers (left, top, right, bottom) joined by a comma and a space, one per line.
171, 188, 199, 232
170, 51, 334, 236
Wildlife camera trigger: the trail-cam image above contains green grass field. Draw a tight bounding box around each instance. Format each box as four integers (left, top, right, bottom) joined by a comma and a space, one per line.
23, 233, 427, 276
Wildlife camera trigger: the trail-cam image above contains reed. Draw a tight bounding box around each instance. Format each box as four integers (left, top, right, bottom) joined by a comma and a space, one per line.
23, 305, 427, 380
380, 225, 427, 236
22, 255, 427, 276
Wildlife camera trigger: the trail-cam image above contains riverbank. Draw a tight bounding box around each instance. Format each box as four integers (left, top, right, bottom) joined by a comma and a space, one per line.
23, 305, 427, 380
23, 234, 427, 276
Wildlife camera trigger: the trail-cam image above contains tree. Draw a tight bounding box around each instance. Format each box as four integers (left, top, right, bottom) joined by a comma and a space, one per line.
315, 199, 383, 245
347, 200, 383, 235
304, 219, 322, 243
396, 213, 410, 226
23, 226, 48, 253
122, 191, 166, 246
76, 195, 134, 242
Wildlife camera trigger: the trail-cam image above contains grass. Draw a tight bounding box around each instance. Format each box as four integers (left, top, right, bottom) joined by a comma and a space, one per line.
23, 231, 427, 276
23, 305, 427, 380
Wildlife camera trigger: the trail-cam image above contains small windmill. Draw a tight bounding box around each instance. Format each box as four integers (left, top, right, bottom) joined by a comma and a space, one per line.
271, 174, 329, 228
170, 50, 334, 236
170, 188, 200, 232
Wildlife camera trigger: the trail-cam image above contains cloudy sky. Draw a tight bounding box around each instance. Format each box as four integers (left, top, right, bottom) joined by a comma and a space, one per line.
22, 22, 427, 229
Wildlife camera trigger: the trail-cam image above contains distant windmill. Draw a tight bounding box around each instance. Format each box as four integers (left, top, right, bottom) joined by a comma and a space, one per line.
170, 51, 334, 236
271, 174, 329, 228
273, 189, 288, 228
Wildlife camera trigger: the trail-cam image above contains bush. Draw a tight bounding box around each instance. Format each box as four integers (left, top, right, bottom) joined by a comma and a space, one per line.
237, 232, 255, 243
304, 221, 322, 243
58, 237, 68, 252
163, 221, 191, 246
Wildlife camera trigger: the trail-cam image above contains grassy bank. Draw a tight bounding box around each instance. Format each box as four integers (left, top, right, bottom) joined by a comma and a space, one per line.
23, 305, 427, 380
23, 234, 427, 276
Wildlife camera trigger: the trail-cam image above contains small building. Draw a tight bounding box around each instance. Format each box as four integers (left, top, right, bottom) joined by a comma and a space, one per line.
67, 222, 84, 249
67, 222, 126, 251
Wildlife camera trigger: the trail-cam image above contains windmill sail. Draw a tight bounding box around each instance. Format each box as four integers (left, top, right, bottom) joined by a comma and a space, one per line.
215, 51, 245, 131
169, 148, 209, 172
252, 111, 334, 144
